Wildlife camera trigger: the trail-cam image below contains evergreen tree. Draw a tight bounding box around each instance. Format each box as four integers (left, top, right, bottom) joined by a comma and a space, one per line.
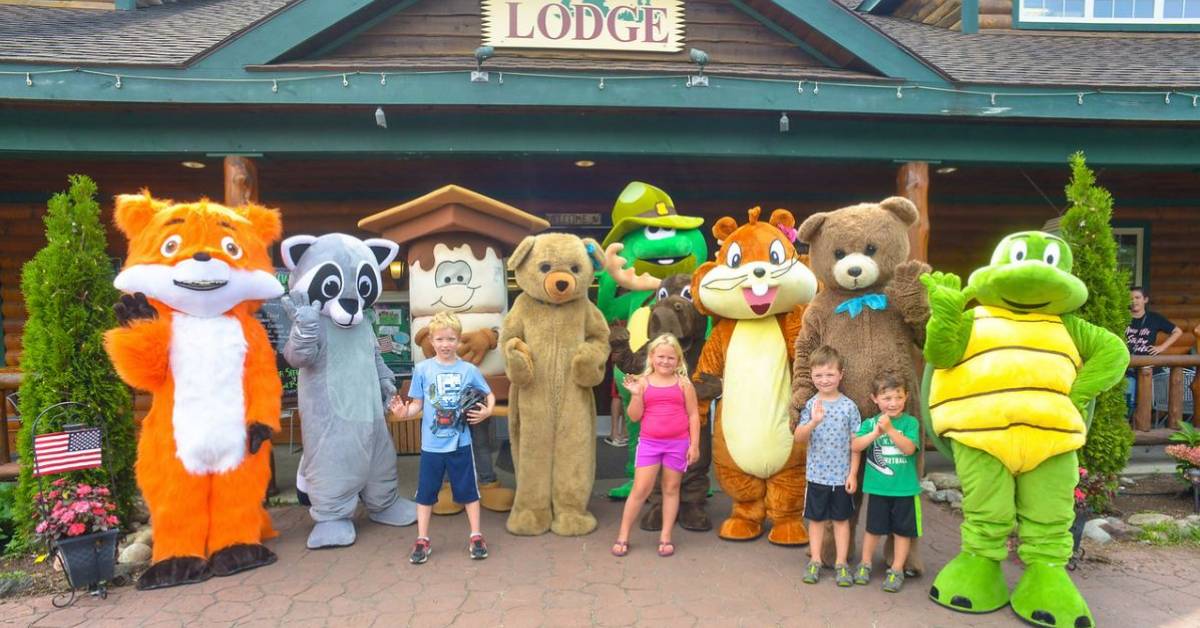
12, 175, 134, 550
1059, 152, 1133, 511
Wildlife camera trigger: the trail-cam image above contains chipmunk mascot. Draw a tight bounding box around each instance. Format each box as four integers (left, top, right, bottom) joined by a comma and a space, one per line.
693, 207, 818, 544
280, 234, 417, 549
104, 192, 284, 590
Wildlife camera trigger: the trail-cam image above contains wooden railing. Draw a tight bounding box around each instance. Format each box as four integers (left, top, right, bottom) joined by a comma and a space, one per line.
1130, 355, 1200, 432
0, 370, 21, 467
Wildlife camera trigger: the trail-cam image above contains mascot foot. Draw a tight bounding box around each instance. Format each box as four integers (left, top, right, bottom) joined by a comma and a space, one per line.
136, 556, 211, 590
607, 480, 633, 500
718, 516, 764, 541
369, 498, 418, 527
639, 502, 664, 532
678, 502, 713, 532
551, 511, 598, 537
1011, 562, 1093, 628
307, 519, 357, 549
210, 543, 277, 577
929, 552, 1009, 614
478, 482, 515, 513
767, 518, 809, 546
433, 482, 464, 516
507, 508, 552, 536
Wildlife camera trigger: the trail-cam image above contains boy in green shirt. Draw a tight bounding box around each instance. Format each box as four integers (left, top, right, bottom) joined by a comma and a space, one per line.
851, 373, 921, 593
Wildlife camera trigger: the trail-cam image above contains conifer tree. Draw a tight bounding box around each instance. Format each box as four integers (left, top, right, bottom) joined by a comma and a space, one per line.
12, 175, 134, 550
1059, 152, 1133, 511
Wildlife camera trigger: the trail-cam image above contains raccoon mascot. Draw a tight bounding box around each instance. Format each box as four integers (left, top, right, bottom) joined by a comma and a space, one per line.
281, 234, 417, 549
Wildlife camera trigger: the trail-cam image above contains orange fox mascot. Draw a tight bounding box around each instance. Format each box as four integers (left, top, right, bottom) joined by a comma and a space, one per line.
104, 192, 284, 590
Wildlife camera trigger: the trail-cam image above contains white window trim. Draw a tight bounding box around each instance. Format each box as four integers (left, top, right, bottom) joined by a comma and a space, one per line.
1020, 0, 1200, 24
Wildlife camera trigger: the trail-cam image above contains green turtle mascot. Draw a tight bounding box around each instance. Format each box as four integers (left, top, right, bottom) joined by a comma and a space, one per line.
597, 182, 708, 501
920, 231, 1128, 628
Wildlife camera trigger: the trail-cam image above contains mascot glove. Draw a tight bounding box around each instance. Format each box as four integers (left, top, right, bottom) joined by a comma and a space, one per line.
570, 348, 606, 388
504, 338, 535, 387
114, 292, 158, 327
281, 292, 322, 337
920, 271, 970, 320
247, 422, 274, 454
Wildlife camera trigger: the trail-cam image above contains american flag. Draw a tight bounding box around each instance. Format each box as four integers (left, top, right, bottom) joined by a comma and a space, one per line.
33, 428, 103, 477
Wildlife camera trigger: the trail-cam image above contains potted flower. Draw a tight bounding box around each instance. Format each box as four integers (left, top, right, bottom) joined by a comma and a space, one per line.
1070, 467, 1092, 559
32, 479, 121, 591
1166, 423, 1200, 511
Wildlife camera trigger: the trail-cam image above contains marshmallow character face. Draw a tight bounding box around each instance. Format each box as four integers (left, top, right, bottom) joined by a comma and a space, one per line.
409, 243, 508, 318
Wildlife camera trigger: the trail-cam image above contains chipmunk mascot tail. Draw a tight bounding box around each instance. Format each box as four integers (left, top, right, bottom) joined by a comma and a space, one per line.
104, 191, 284, 590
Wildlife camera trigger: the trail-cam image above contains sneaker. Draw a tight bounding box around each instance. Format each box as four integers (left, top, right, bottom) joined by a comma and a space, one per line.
469, 534, 489, 560
835, 563, 853, 587
853, 562, 872, 586
604, 436, 628, 447
802, 561, 821, 584
409, 537, 431, 564
882, 568, 905, 593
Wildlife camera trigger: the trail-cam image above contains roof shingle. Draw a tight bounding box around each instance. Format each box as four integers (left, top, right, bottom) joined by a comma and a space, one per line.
0, 0, 295, 66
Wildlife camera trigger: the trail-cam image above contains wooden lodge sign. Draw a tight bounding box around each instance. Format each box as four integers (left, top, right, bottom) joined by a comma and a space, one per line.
482, 1, 685, 53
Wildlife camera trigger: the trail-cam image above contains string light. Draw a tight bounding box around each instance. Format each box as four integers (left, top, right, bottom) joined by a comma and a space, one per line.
2, 68, 1195, 117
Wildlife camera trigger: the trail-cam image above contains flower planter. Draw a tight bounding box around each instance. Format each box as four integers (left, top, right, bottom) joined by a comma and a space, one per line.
54, 529, 119, 590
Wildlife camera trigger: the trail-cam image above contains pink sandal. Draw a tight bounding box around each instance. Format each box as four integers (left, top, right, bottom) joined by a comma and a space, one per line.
611, 540, 629, 557
657, 542, 675, 557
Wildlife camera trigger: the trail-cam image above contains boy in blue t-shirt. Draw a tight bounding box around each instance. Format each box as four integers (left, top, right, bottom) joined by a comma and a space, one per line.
850, 373, 921, 593
390, 311, 495, 564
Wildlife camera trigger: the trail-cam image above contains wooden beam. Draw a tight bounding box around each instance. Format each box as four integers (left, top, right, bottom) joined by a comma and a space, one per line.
1135, 366, 1153, 431
898, 161, 930, 262
224, 156, 258, 206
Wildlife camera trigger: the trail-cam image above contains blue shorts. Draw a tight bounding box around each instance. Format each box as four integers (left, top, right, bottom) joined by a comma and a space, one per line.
415, 445, 480, 506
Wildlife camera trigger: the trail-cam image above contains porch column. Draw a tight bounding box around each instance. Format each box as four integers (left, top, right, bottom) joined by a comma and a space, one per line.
897, 161, 930, 262
224, 156, 259, 206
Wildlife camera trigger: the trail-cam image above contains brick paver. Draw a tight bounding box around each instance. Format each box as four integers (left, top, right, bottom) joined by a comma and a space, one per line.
4, 490, 1200, 627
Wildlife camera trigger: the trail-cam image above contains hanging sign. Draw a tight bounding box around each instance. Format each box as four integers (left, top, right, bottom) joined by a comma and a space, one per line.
482, 1, 685, 53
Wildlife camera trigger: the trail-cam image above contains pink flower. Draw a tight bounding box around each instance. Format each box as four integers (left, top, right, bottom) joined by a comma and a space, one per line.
35, 521, 49, 534
76, 485, 92, 496
106, 515, 119, 525
96, 487, 110, 496
72, 501, 90, 513
1166, 444, 1200, 467
66, 523, 86, 537
59, 510, 75, 523
52, 478, 65, 487
47, 490, 59, 499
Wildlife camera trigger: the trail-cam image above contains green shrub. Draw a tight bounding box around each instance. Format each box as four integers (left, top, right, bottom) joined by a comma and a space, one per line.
0, 483, 15, 552
1137, 521, 1200, 546
1059, 152, 1133, 512
11, 176, 135, 551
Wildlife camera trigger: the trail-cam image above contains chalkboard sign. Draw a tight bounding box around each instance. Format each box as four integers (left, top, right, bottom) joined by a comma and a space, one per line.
256, 269, 299, 399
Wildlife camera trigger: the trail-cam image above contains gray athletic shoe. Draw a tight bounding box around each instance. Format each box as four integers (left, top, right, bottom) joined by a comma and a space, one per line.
853, 562, 872, 585
883, 568, 905, 593
802, 561, 821, 584
835, 563, 853, 587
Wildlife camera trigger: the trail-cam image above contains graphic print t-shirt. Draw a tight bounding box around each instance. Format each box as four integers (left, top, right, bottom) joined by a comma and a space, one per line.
798, 394, 861, 486
855, 413, 921, 497
409, 357, 491, 453
1125, 311, 1176, 356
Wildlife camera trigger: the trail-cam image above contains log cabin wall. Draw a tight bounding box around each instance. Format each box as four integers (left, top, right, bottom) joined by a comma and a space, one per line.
979, 0, 1014, 29
891, 0, 963, 30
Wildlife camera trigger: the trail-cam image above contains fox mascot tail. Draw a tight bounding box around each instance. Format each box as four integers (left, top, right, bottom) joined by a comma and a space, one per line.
104, 191, 284, 590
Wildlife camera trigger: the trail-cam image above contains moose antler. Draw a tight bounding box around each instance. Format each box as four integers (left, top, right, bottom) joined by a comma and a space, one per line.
604, 243, 663, 292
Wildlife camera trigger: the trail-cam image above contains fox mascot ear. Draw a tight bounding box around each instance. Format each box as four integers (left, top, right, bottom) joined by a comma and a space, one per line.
113, 190, 168, 238
242, 203, 284, 245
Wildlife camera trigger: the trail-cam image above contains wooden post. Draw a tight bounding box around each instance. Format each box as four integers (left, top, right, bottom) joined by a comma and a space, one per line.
1135, 366, 1153, 431
897, 161, 930, 262
224, 156, 258, 206
1193, 370, 1200, 428
1168, 366, 1184, 429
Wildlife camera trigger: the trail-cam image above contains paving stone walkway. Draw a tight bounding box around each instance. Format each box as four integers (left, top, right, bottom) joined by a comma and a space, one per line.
4, 489, 1200, 627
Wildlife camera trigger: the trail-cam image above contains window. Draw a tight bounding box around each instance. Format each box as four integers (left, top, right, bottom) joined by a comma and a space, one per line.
1021, 0, 1200, 22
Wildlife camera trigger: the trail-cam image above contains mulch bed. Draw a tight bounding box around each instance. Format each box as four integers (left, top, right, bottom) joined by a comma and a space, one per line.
1110, 473, 1197, 519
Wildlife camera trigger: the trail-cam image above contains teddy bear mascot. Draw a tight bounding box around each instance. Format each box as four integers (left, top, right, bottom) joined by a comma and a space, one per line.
693, 207, 818, 544
278, 234, 418, 549
104, 192, 284, 589
921, 231, 1127, 627
501, 233, 610, 536
789, 197, 931, 572
609, 273, 721, 531
597, 182, 707, 500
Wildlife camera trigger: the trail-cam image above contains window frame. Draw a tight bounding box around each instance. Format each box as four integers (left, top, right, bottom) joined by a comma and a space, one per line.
1015, 0, 1200, 30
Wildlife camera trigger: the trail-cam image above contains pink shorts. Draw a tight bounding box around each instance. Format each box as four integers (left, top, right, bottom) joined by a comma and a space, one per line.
636, 437, 689, 473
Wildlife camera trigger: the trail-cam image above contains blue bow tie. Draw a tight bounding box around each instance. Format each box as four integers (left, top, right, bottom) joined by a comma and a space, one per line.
834, 293, 888, 318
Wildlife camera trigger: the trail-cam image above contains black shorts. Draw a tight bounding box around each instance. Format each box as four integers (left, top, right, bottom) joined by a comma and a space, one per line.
804, 482, 854, 522
865, 493, 921, 538
415, 445, 480, 506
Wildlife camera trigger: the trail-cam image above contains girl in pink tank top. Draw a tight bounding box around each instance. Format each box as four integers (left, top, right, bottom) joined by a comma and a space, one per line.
612, 334, 701, 559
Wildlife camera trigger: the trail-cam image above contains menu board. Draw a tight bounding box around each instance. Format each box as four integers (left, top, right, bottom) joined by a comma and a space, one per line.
371, 300, 412, 376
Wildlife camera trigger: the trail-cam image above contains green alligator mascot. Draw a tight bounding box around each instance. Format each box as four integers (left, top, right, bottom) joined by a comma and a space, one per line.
920, 231, 1127, 628
598, 181, 708, 499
